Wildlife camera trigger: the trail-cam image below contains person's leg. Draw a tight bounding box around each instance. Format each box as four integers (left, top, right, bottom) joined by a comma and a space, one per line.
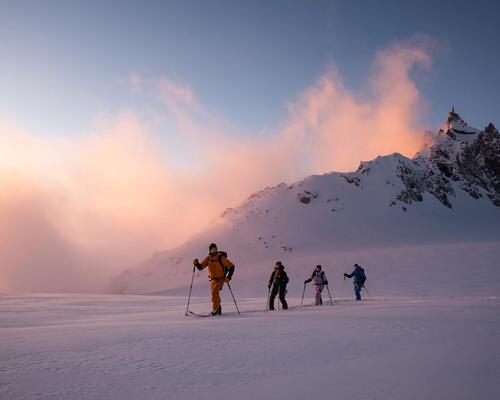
210, 279, 224, 312
315, 285, 323, 305
269, 286, 278, 310
279, 286, 288, 309
354, 285, 361, 301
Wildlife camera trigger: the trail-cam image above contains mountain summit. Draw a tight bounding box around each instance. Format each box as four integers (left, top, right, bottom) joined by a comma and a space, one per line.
420, 108, 500, 206
446, 106, 479, 136
113, 110, 500, 296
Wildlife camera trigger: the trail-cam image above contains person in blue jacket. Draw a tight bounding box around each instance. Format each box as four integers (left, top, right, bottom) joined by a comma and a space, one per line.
344, 263, 366, 301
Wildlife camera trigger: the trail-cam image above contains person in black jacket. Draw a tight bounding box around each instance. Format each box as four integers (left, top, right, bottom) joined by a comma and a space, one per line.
268, 261, 289, 310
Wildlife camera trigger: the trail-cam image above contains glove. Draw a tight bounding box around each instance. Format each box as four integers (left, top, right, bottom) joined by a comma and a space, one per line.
304, 280, 307, 284
324, 280, 328, 285
343, 273, 348, 277
224, 277, 231, 283
193, 259, 203, 271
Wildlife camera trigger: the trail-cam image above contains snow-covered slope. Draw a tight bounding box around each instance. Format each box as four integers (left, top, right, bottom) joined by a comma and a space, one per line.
113, 111, 500, 297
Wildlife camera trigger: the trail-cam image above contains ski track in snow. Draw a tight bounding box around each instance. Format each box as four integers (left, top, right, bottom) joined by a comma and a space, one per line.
1, 294, 500, 400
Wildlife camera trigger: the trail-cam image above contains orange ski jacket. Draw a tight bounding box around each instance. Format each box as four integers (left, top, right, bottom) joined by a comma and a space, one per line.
198, 252, 234, 280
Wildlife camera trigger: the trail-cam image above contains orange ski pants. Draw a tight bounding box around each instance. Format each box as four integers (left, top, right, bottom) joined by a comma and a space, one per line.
210, 278, 225, 311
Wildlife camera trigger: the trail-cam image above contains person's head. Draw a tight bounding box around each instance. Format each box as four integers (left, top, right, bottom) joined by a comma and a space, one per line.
209, 243, 218, 255
315, 265, 322, 271
354, 263, 360, 269
275, 261, 283, 270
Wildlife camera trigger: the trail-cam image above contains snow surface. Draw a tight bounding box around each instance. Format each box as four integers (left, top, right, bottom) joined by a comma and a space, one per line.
1, 293, 500, 400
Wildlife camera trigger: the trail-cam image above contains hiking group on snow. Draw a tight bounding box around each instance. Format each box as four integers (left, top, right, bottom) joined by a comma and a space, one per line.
190, 243, 368, 316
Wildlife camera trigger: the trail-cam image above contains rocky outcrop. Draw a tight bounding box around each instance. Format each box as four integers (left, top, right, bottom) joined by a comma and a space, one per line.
297, 190, 318, 204
389, 111, 498, 209
414, 110, 500, 208
455, 123, 500, 206
392, 156, 454, 208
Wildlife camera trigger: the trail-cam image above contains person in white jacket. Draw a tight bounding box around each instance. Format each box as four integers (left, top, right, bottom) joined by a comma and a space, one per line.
304, 265, 328, 305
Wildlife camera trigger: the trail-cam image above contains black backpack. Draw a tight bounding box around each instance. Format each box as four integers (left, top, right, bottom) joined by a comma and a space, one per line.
217, 251, 233, 278
358, 268, 366, 285
217, 251, 228, 266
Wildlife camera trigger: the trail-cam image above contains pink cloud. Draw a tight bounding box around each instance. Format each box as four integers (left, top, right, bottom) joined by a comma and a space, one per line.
281, 40, 431, 173
0, 38, 433, 293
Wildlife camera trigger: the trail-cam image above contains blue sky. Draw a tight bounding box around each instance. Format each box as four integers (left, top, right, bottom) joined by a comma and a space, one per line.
1, 0, 499, 138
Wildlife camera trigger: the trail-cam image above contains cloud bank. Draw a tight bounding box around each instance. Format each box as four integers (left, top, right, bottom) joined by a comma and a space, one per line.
0, 39, 432, 293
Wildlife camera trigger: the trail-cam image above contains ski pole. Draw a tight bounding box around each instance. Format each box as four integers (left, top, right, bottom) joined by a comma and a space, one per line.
301, 282, 306, 306
185, 265, 196, 316
266, 287, 270, 310
326, 284, 333, 305
363, 285, 372, 300
226, 282, 241, 315
342, 276, 345, 299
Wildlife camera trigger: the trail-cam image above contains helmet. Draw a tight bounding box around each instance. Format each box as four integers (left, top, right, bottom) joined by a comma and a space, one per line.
315, 265, 322, 270
209, 243, 218, 251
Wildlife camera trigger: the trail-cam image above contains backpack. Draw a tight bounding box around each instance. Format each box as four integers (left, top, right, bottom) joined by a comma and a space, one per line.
217, 251, 231, 277
358, 268, 366, 285
313, 270, 326, 284
217, 251, 228, 267
274, 269, 288, 286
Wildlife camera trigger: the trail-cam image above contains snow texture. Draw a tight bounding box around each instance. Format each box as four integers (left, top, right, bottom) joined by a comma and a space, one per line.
1, 294, 500, 400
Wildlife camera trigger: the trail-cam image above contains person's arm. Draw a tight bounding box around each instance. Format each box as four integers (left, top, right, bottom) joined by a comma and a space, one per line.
221, 256, 235, 280
344, 271, 354, 279
304, 271, 314, 284
200, 256, 209, 267
323, 272, 328, 285
193, 256, 209, 270
268, 272, 275, 288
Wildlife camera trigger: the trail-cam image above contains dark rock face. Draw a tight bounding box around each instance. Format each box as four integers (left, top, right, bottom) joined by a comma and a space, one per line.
391, 113, 499, 209
419, 118, 499, 208
394, 158, 454, 209
341, 175, 361, 187
395, 163, 425, 204
297, 190, 319, 204
455, 123, 500, 206
298, 195, 311, 204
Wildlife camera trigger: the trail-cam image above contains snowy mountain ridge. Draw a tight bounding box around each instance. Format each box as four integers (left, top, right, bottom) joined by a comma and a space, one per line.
113, 110, 500, 296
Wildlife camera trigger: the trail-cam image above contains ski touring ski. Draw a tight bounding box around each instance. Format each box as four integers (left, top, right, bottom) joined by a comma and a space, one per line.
187, 311, 213, 317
